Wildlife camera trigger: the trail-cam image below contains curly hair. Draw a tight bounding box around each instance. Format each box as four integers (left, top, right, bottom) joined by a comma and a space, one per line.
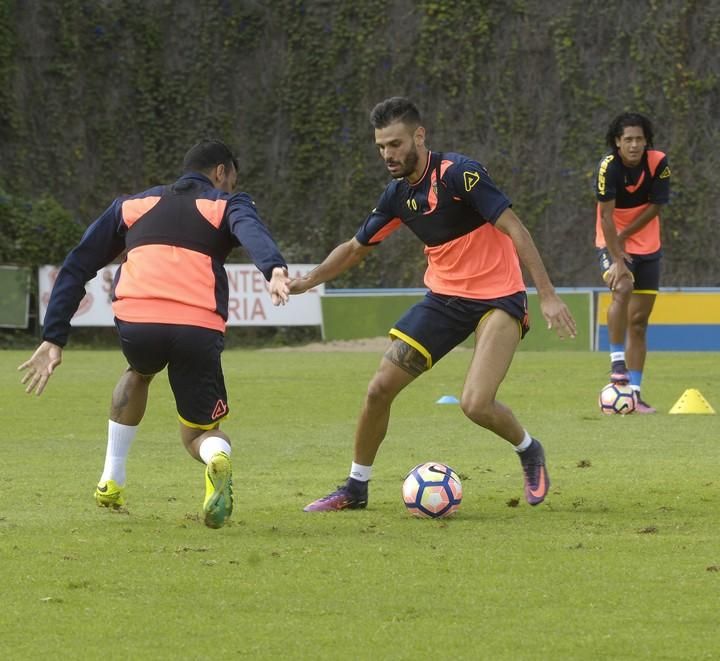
605, 112, 654, 150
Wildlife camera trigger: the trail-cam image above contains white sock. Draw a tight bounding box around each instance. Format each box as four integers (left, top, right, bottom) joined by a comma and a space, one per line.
100, 421, 139, 485
514, 430, 533, 453
349, 462, 372, 482
199, 436, 232, 465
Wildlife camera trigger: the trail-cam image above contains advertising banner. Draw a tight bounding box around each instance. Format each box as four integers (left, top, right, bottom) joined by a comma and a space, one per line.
38, 264, 323, 327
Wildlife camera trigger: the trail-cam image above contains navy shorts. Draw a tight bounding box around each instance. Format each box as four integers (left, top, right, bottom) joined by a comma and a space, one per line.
390, 291, 529, 368
597, 248, 662, 292
115, 319, 229, 428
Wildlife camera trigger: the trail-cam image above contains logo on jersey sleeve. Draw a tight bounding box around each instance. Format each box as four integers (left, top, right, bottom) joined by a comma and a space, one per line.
463, 171, 480, 192
597, 154, 614, 195
659, 166, 671, 179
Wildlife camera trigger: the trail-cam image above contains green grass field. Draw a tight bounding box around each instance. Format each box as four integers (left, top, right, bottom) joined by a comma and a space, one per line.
1, 347, 719, 659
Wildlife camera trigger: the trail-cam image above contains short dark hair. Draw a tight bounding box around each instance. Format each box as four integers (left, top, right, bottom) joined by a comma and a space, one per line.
182, 139, 238, 173
605, 113, 655, 150
369, 97, 422, 129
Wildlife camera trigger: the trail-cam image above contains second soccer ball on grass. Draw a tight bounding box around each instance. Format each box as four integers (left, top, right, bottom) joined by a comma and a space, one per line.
599, 382, 637, 415
402, 462, 463, 518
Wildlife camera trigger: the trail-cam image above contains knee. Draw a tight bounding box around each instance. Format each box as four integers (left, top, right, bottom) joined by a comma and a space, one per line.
460, 391, 494, 426
612, 278, 634, 299
365, 376, 399, 407
126, 368, 154, 386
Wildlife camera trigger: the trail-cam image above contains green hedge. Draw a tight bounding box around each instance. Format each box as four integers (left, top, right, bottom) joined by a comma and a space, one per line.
1, 0, 718, 287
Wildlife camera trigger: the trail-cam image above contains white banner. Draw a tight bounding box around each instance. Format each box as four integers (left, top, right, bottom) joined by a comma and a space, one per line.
38, 264, 323, 327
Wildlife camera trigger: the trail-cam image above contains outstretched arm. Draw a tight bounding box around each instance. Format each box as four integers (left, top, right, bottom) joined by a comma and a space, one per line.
495, 208, 576, 339
290, 238, 373, 294
18, 341, 63, 396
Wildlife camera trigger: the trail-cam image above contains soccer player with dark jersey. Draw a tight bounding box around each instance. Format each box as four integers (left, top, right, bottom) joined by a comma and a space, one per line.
290, 97, 576, 511
18, 140, 291, 529
595, 112, 671, 413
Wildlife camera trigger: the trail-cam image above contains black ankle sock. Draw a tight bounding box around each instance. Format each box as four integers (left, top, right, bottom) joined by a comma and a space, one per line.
347, 477, 368, 494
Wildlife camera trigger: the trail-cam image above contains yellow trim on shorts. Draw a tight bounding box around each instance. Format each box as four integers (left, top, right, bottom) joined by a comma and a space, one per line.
177, 414, 225, 430
389, 329, 433, 369
633, 289, 658, 295
477, 308, 523, 338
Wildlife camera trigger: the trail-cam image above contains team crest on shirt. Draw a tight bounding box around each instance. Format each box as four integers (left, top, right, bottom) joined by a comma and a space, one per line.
659, 166, 671, 179
463, 171, 480, 191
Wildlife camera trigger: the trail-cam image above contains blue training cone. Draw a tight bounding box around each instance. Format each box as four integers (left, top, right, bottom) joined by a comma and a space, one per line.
436, 395, 459, 404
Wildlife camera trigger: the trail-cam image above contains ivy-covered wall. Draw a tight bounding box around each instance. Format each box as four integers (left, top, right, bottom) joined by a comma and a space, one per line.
1, 0, 718, 286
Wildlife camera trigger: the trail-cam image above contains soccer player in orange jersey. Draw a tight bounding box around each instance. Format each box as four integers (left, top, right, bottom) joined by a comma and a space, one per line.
18, 140, 291, 528
291, 97, 576, 511
595, 113, 671, 413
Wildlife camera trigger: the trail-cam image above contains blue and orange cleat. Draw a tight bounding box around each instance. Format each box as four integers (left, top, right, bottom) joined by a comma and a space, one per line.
519, 438, 550, 506
303, 479, 368, 512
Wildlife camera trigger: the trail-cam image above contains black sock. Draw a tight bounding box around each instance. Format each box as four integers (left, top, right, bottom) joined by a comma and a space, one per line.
347, 477, 368, 494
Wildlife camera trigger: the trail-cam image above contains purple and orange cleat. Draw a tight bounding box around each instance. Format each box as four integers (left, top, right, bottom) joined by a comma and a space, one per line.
519, 438, 550, 506
303, 479, 368, 512
634, 395, 657, 414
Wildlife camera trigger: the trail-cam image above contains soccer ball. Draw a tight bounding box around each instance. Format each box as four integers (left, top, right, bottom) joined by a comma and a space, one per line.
402, 462, 463, 518
599, 382, 636, 415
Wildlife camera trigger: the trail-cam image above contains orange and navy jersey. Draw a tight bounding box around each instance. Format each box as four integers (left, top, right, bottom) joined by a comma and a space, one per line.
355, 151, 525, 299
42, 173, 287, 346
594, 149, 670, 254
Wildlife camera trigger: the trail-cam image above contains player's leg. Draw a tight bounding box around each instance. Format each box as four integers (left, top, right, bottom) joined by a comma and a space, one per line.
96, 320, 167, 509
180, 424, 233, 529
626, 254, 660, 412
460, 309, 522, 440
96, 368, 155, 508
626, 293, 655, 374
355, 340, 426, 465
627, 293, 657, 413
303, 339, 422, 512
599, 249, 634, 383
303, 293, 466, 512
461, 308, 549, 505
169, 325, 233, 529
304, 293, 476, 513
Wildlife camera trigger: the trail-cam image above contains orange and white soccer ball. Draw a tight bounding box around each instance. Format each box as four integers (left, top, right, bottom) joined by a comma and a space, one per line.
402, 462, 463, 518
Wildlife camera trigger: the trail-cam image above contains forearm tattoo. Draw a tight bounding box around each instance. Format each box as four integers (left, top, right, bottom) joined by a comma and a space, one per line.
385, 340, 428, 378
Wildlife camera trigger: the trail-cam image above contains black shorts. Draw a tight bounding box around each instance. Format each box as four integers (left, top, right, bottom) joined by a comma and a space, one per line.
115, 319, 229, 428
597, 248, 662, 293
390, 291, 529, 368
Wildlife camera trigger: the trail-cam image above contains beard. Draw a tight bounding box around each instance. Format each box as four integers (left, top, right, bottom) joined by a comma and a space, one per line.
388, 146, 419, 179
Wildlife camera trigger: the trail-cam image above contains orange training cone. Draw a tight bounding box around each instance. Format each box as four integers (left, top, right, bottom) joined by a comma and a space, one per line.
668, 389, 716, 415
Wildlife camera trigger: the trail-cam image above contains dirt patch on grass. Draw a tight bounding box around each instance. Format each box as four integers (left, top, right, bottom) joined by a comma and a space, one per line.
262, 337, 472, 353
260, 337, 393, 352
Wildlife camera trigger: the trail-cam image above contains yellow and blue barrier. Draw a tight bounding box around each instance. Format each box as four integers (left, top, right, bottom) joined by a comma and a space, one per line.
596, 289, 720, 350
